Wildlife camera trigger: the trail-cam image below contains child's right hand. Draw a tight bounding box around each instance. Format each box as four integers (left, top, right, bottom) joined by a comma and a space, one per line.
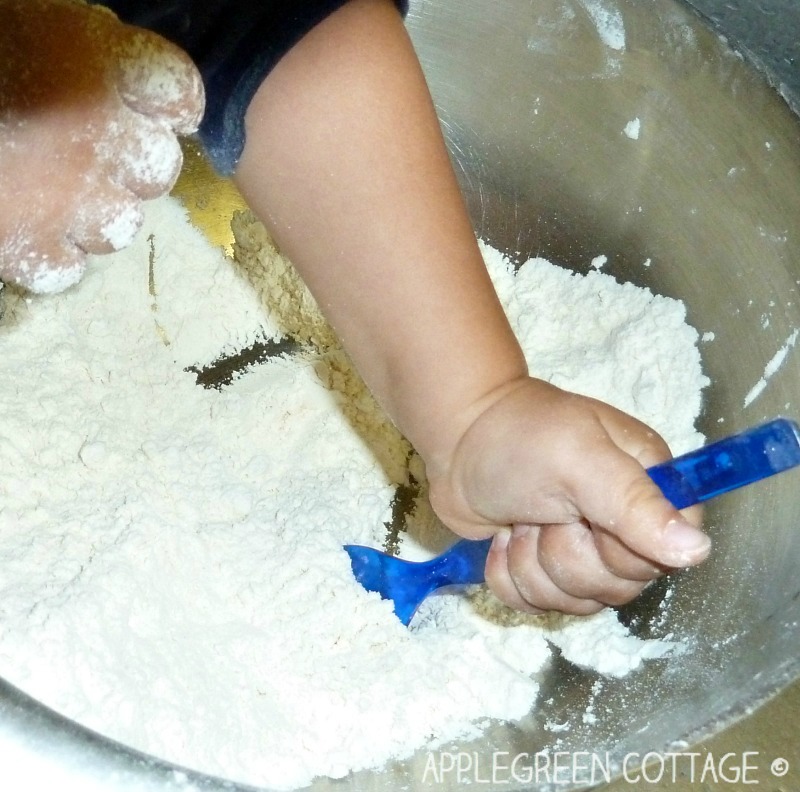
0, 0, 204, 293
426, 377, 711, 615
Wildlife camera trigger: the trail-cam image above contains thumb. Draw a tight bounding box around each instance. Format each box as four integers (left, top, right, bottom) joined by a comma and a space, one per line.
579, 451, 711, 570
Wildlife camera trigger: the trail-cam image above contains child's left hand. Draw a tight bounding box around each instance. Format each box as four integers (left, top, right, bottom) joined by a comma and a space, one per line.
0, 0, 204, 293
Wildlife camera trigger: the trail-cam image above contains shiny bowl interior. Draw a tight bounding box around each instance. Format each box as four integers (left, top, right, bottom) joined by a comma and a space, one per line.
402, 0, 800, 787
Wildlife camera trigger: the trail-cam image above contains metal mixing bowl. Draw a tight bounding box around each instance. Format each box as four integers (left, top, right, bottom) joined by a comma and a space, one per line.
1, 0, 798, 789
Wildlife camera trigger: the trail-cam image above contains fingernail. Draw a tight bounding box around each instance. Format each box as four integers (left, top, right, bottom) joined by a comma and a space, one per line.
662, 519, 711, 565
492, 529, 511, 552
512, 524, 531, 539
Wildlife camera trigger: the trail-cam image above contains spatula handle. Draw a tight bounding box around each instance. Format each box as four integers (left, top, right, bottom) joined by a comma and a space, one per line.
647, 417, 800, 509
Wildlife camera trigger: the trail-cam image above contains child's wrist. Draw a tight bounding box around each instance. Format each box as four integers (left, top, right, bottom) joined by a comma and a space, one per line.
415, 371, 537, 481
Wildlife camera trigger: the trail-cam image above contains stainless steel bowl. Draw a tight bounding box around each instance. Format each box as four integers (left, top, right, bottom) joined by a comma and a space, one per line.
404, 0, 800, 787
1, 0, 798, 789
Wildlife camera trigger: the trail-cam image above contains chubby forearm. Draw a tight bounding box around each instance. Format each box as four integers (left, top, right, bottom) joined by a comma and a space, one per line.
233, 0, 526, 473
234, 0, 711, 618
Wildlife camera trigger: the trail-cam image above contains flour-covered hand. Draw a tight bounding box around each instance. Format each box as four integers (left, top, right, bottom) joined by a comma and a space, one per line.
0, 0, 204, 293
427, 377, 711, 615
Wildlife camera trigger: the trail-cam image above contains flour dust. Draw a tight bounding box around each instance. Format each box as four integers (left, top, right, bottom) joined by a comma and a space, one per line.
0, 196, 707, 789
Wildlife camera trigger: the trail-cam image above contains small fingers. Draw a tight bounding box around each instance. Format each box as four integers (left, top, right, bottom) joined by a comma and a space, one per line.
614, 485, 710, 569
69, 188, 144, 254
98, 111, 184, 198
591, 503, 703, 579
592, 527, 665, 581
0, 233, 86, 294
115, 29, 205, 134
603, 420, 672, 470
575, 445, 711, 570
587, 409, 711, 569
536, 522, 652, 605
484, 530, 544, 614
485, 525, 607, 615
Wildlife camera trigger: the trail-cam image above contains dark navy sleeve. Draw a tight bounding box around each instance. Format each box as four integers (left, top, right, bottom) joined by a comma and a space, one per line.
99, 0, 409, 175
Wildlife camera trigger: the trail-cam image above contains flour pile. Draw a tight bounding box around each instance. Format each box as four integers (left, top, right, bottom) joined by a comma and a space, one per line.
0, 196, 707, 789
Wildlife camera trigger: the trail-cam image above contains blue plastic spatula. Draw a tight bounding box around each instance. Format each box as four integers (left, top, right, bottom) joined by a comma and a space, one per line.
344, 418, 800, 625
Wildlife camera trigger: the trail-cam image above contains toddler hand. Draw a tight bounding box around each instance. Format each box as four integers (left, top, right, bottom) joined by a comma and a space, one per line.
0, 0, 204, 293
427, 377, 710, 615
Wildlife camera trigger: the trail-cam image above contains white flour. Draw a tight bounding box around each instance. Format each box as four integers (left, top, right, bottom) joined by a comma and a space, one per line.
742, 328, 799, 408
0, 196, 707, 789
576, 0, 625, 51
